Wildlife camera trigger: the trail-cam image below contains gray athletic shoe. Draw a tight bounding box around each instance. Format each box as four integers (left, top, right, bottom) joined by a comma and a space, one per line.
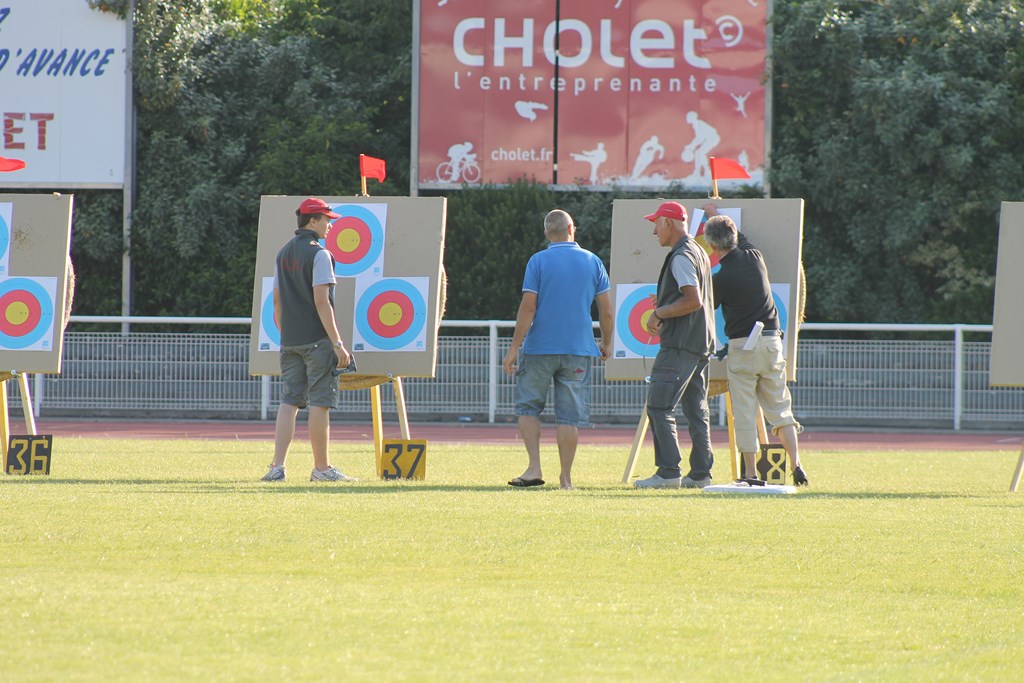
310, 466, 357, 482
261, 464, 285, 481
680, 475, 712, 489
634, 473, 682, 489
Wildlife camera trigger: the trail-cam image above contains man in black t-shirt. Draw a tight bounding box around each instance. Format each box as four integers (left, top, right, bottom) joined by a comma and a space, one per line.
703, 208, 809, 486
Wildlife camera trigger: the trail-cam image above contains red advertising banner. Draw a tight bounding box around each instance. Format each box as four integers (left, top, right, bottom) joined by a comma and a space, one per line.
416, 0, 767, 191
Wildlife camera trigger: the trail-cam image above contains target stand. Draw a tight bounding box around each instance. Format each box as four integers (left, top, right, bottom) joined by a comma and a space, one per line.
249, 187, 447, 481
338, 371, 419, 479
0, 370, 39, 462
1010, 444, 1024, 493
621, 380, 796, 493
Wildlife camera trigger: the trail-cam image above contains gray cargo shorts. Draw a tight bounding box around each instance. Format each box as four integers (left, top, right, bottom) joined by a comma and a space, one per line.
279, 337, 339, 409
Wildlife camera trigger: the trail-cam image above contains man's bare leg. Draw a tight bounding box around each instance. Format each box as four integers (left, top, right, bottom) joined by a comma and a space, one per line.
516, 415, 543, 481
273, 403, 300, 467
556, 424, 578, 489
308, 406, 331, 472
741, 451, 757, 480
777, 424, 802, 469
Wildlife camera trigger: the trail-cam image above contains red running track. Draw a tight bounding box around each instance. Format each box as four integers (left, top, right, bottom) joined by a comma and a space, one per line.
29, 418, 1024, 452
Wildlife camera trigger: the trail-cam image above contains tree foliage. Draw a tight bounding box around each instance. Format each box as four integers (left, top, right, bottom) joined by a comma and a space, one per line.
70, 0, 1024, 325
771, 0, 1024, 322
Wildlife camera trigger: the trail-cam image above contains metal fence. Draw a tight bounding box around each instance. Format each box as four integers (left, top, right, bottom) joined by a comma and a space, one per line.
13, 319, 1024, 430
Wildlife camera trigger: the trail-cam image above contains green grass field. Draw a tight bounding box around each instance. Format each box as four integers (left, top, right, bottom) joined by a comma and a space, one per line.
2, 436, 1022, 681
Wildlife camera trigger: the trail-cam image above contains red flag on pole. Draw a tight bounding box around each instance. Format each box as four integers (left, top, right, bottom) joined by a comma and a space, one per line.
709, 157, 750, 181
359, 154, 386, 182
0, 156, 26, 173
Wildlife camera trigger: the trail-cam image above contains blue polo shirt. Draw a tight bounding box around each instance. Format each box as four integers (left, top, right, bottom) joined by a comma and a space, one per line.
521, 241, 610, 356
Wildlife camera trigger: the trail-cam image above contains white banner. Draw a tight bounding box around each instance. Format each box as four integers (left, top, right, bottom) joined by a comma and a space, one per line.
0, 0, 127, 187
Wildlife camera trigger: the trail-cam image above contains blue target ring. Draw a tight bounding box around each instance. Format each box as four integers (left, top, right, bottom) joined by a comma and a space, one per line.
0, 278, 54, 349
616, 285, 660, 357
773, 289, 789, 339
356, 279, 426, 351
715, 308, 728, 349
0, 210, 9, 263
261, 286, 280, 347
330, 204, 385, 277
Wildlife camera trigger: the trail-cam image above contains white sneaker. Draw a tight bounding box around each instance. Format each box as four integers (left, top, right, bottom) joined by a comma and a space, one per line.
633, 473, 682, 489
310, 466, 357, 482
261, 464, 285, 481
681, 475, 712, 489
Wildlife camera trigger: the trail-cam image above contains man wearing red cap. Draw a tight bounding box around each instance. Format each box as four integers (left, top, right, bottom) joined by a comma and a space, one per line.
635, 201, 716, 489
261, 197, 355, 483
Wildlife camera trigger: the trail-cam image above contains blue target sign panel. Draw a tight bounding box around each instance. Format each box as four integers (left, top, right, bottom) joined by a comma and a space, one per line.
353, 277, 428, 353
322, 203, 387, 278
0, 194, 73, 373
613, 283, 659, 360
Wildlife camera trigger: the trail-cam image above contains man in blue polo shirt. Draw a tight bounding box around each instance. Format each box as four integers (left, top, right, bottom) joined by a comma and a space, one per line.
502, 209, 613, 489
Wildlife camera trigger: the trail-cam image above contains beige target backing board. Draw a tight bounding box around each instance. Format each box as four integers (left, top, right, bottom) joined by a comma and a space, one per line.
990, 202, 1024, 386
606, 198, 804, 382
249, 195, 447, 377
0, 193, 73, 373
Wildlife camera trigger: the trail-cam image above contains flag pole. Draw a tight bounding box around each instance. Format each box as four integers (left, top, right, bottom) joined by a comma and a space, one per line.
359, 153, 369, 196
709, 156, 720, 199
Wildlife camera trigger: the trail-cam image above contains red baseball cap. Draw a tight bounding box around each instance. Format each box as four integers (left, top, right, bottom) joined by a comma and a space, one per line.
644, 201, 687, 223
296, 197, 340, 219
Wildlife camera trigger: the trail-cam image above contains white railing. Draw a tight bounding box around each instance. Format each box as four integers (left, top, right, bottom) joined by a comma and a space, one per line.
798, 323, 994, 430
16, 316, 1016, 430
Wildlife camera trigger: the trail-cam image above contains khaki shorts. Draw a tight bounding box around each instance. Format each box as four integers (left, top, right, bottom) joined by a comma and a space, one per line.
726, 335, 801, 453
279, 338, 339, 409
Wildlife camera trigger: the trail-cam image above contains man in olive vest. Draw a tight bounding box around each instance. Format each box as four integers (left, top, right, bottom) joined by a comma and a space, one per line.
261, 197, 355, 483
634, 202, 716, 489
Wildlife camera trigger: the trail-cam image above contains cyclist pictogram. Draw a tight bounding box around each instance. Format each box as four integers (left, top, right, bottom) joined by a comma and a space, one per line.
436, 141, 481, 183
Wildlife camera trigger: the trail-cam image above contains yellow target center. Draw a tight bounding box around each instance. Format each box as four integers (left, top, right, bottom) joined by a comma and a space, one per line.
5, 302, 30, 326
378, 302, 403, 327
639, 309, 653, 329
337, 228, 361, 253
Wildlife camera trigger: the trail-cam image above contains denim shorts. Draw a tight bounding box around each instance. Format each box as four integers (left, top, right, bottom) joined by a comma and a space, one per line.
279, 337, 339, 409
514, 353, 592, 427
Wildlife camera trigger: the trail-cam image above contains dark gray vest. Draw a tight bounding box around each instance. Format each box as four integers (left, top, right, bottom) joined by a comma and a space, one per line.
655, 235, 715, 356
275, 228, 335, 346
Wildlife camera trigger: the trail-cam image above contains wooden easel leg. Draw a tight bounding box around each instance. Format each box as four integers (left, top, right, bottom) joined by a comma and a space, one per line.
755, 404, 768, 447
725, 392, 739, 481
18, 373, 37, 435
0, 380, 9, 463
1010, 444, 1024, 493
391, 377, 411, 440
621, 400, 650, 484
370, 384, 383, 475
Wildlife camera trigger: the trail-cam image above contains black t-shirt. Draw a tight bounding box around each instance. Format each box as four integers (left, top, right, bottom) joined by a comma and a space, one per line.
712, 233, 779, 340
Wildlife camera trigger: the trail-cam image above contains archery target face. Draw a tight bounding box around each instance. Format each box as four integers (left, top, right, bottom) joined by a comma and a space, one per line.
258, 276, 280, 351
715, 282, 790, 356
0, 276, 57, 351
323, 203, 387, 277
613, 283, 660, 359
0, 202, 11, 275
353, 277, 428, 352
